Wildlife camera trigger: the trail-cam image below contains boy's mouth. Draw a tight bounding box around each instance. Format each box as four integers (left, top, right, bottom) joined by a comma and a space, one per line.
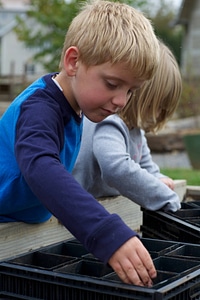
101, 108, 116, 116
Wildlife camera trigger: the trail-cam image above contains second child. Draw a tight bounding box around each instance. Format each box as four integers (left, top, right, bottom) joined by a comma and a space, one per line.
73, 41, 182, 212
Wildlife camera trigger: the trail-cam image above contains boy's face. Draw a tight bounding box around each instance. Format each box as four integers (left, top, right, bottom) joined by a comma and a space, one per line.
71, 61, 144, 123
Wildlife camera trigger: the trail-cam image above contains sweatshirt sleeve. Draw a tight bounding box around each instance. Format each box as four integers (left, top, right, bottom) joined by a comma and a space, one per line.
92, 117, 180, 212
15, 98, 137, 263
139, 130, 167, 179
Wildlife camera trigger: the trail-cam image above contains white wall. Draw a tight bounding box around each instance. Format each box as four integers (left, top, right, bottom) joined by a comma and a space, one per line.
1, 29, 45, 80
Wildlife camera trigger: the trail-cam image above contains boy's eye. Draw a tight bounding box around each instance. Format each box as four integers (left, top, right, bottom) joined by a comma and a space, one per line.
106, 81, 117, 89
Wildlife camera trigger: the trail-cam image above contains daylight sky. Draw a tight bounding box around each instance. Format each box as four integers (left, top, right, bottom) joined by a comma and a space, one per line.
151, 0, 182, 10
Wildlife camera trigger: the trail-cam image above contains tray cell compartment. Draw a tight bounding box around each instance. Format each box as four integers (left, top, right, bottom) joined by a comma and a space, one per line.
54, 259, 113, 278
8, 251, 76, 270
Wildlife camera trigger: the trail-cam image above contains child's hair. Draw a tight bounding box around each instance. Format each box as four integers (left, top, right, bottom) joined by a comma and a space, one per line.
59, 0, 160, 81
119, 40, 182, 133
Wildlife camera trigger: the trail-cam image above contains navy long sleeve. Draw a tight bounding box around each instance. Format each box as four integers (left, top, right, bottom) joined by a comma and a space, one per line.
0, 73, 136, 263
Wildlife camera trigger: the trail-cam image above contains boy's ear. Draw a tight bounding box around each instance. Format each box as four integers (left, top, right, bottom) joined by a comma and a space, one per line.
63, 46, 79, 76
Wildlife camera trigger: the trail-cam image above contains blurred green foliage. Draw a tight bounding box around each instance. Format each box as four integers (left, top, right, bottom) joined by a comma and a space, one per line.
161, 168, 200, 186
177, 79, 200, 119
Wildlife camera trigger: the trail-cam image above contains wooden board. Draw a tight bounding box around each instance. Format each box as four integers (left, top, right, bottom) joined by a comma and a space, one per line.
0, 217, 72, 261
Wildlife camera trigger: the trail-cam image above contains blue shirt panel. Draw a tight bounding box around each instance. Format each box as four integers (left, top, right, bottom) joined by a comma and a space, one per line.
0, 75, 82, 222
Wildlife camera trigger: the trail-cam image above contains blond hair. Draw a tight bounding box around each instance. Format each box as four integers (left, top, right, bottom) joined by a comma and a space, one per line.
119, 41, 182, 133
59, 0, 160, 81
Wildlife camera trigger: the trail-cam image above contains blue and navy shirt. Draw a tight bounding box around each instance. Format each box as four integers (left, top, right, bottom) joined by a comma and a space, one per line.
0, 73, 135, 263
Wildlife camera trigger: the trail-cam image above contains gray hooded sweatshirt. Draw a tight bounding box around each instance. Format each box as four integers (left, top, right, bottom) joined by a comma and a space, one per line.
73, 115, 180, 212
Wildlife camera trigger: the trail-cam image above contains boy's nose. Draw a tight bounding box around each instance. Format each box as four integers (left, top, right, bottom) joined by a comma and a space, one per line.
112, 93, 128, 109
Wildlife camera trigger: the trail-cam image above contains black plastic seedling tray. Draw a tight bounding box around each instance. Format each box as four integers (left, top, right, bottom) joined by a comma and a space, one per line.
0, 292, 42, 299
40, 240, 89, 257
54, 259, 113, 277
184, 200, 200, 208
1, 238, 200, 299
171, 207, 200, 226
141, 225, 179, 241
1, 261, 200, 300
173, 208, 200, 219
141, 203, 200, 243
8, 251, 77, 271
166, 244, 200, 261
141, 238, 179, 258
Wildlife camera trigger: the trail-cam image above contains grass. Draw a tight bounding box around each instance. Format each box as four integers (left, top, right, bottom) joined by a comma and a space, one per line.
160, 168, 200, 186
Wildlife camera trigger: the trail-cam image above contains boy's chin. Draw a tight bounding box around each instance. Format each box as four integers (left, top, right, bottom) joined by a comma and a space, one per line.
85, 112, 114, 123
84, 115, 104, 123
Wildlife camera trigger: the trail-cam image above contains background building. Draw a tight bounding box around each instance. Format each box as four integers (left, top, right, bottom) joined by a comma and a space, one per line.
176, 0, 200, 78
0, 0, 45, 81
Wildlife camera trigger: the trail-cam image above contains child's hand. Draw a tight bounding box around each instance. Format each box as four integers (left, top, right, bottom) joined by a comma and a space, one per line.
160, 177, 175, 190
108, 236, 157, 286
